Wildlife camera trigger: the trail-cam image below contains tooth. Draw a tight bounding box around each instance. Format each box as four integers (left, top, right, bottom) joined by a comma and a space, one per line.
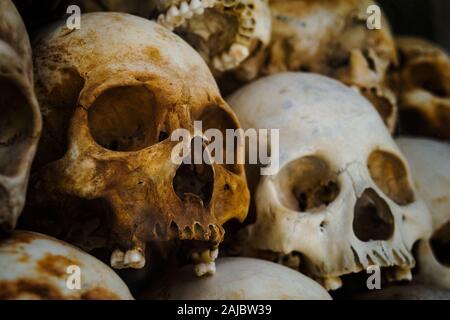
194, 262, 216, 276
229, 43, 250, 61
166, 5, 184, 27
204, 0, 216, 8
323, 276, 343, 291
124, 249, 146, 269
110, 249, 125, 269
179, 2, 193, 19
190, 0, 202, 11
194, 7, 205, 15
210, 248, 219, 260
157, 14, 173, 30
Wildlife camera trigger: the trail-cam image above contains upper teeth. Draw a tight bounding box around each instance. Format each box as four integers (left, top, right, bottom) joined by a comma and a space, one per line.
156, 0, 258, 72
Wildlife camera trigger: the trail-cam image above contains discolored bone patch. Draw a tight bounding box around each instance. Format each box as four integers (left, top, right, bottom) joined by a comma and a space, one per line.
37, 253, 79, 278
0, 278, 63, 300
80, 287, 120, 300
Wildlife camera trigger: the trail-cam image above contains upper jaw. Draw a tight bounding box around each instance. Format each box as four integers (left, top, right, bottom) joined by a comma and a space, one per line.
156, 0, 258, 71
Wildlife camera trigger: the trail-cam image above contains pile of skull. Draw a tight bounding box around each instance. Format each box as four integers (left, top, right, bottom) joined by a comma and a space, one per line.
0, 0, 449, 300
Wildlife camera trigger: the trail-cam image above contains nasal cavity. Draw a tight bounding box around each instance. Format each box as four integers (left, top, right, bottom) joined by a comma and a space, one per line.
173, 137, 214, 207
353, 188, 395, 242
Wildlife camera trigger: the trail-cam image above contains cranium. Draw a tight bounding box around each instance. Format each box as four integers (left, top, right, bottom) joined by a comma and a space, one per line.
251, 0, 398, 132
397, 138, 450, 290
0, 0, 41, 232
395, 37, 450, 142
24, 13, 249, 275
0, 231, 133, 300
144, 257, 332, 300
228, 72, 431, 290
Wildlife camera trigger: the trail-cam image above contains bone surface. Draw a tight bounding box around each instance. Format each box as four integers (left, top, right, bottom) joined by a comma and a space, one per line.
144, 257, 332, 300
227, 72, 432, 290
397, 138, 450, 290
25, 12, 249, 272
0, 231, 133, 300
0, 0, 41, 232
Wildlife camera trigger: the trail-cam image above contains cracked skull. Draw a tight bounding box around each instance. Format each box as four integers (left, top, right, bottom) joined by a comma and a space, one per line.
24, 13, 249, 274
0, 0, 42, 232
394, 37, 450, 142
227, 73, 431, 290
256, 0, 398, 132
397, 138, 450, 290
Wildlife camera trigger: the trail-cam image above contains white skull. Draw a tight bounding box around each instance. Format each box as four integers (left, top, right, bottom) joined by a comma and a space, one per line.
0, 0, 41, 231
227, 72, 432, 290
397, 137, 450, 290
0, 231, 133, 300
144, 257, 332, 300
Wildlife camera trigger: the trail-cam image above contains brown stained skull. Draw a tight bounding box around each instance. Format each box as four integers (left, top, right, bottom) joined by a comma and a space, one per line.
394, 37, 450, 142
0, 0, 42, 232
224, 0, 398, 131
23, 13, 249, 274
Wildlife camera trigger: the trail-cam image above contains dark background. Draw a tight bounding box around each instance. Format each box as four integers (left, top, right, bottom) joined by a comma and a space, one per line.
379, 0, 450, 51
13, 0, 450, 53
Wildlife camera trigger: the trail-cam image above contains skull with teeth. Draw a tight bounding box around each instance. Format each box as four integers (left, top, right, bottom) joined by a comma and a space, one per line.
394, 37, 450, 142
23, 13, 249, 274
227, 73, 432, 290
0, 0, 41, 232
72, 0, 272, 76
154, 0, 271, 73
397, 138, 450, 290
241, 0, 398, 132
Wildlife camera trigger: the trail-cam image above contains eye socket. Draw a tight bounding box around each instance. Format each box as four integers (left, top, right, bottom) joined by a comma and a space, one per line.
276, 156, 340, 212
0, 77, 33, 176
430, 221, 450, 267
88, 86, 159, 152
368, 150, 415, 206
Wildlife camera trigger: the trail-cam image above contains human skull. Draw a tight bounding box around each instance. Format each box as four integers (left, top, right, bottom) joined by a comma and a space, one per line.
227, 73, 431, 290
154, 0, 271, 73
24, 13, 249, 275
397, 138, 450, 290
253, 0, 398, 132
0, 0, 42, 232
0, 230, 133, 300
144, 257, 332, 300
394, 37, 450, 142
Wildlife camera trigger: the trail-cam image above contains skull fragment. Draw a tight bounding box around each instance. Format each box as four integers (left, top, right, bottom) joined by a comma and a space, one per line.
0, 0, 42, 232
394, 37, 450, 142
24, 13, 249, 275
397, 138, 450, 290
0, 230, 133, 300
245, 0, 398, 132
228, 72, 431, 290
